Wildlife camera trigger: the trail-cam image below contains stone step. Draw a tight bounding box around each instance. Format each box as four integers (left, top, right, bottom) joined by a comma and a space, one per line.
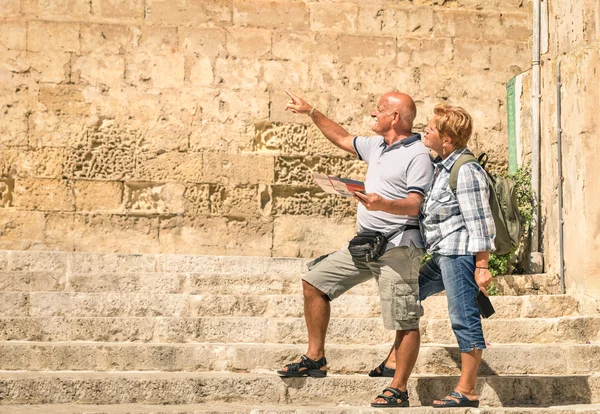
0, 270, 560, 297
0, 250, 560, 296
0, 372, 598, 407
3, 403, 600, 413
0, 292, 592, 319
1, 316, 599, 345
2, 342, 599, 376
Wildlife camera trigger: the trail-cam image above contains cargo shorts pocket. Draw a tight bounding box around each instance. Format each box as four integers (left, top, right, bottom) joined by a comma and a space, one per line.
392, 282, 423, 321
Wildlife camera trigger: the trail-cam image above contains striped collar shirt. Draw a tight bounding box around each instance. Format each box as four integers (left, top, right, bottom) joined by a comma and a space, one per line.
421, 147, 496, 255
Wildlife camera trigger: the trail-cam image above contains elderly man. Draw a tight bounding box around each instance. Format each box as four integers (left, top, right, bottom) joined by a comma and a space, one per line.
278, 90, 433, 408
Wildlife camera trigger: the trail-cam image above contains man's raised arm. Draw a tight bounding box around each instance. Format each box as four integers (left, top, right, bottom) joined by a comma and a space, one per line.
285, 90, 356, 155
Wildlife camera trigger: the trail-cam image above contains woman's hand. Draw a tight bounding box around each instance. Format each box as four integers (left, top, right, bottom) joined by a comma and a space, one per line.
475, 267, 492, 296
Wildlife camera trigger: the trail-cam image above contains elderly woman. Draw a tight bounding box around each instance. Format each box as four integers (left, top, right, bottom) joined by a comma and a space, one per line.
419, 104, 495, 407
370, 105, 495, 408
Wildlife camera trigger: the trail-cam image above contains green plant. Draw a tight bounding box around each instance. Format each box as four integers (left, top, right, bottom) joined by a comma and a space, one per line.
486, 281, 499, 296
488, 250, 512, 277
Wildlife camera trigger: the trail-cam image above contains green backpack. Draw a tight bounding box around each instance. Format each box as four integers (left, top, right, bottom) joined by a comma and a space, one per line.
449, 153, 523, 256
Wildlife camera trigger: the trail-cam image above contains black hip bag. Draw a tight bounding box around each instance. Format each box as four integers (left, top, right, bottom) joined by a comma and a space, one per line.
348, 224, 420, 262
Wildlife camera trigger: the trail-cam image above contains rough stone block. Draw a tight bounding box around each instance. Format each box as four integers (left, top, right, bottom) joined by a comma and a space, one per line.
126, 53, 185, 89
158, 216, 273, 256
490, 41, 530, 72
92, 0, 144, 19
13, 179, 75, 211
67, 272, 184, 294
0, 211, 46, 250
66, 120, 140, 180
179, 28, 227, 57
30, 84, 91, 147
272, 186, 356, 219
36, 0, 92, 20
214, 57, 262, 90
145, 0, 232, 26
81, 24, 133, 55
202, 153, 274, 185
0, 271, 66, 292
183, 184, 211, 216
135, 152, 203, 183
309, 2, 358, 33
125, 182, 185, 215
44, 213, 160, 253
0, 293, 29, 317
274, 155, 366, 186
262, 60, 309, 92
25, 51, 71, 83
0, 0, 20, 17
209, 185, 261, 217
251, 122, 308, 155
74, 181, 123, 212
0, 22, 26, 50
185, 55, 213, 86
356, 4, 384, 33
337, 34, 396, 63
29, 293, 189, 317
134, 27, 178, 55
0, 317, 156, 342
0, 81, 31, 146
273, 216, 356, 258
233, 0, 308, 31
130, 90, 197, 152
72, 54, 125, 87
272, 32, 339, 62
8, 251, 67, 272
0, 178, 13, 207
451, 10, 505, 41
226, 29, 270, 58
69, 252, 156, 273
1, 148, 66, 179
27, 21, 80, 53
397, 38, 454, 67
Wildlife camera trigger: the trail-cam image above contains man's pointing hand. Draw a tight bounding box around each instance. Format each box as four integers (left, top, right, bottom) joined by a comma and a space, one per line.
285, 90, 312, 115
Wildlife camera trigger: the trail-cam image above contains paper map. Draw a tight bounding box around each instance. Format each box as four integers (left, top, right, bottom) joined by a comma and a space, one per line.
312, 172, 365, 197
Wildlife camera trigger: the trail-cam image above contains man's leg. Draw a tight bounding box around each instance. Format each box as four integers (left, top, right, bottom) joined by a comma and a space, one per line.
370, 246, 422, 405
371, 255, 445, 375
372, 328, 419, 404
303, 280, 330, 360
278, 248, 372, 375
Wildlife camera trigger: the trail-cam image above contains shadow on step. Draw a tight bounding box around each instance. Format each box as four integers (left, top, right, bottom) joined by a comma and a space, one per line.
416, 351, 593, 408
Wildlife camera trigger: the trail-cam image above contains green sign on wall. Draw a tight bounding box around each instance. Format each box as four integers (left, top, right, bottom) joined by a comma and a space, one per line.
506, 77, 518, 174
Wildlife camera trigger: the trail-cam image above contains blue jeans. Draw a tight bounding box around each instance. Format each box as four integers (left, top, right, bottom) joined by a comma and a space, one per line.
419, 254, 486, 352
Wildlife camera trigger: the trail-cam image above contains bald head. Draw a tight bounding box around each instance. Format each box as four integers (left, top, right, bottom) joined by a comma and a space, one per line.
381, 92, 417, 130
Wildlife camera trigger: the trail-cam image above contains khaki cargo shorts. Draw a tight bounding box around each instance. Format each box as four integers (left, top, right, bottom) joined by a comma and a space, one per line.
303, 245, 424, 331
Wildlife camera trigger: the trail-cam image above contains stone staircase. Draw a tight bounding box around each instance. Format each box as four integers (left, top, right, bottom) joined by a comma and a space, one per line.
1, 250, 600, 413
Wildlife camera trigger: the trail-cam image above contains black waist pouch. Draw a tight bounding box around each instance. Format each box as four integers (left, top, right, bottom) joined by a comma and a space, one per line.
348, 231, 387, 262
348, 225, 419, 262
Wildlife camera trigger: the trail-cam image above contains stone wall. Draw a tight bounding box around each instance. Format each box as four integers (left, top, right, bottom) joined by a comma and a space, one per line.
0, 0, 531, 257
532, 0, 600, 296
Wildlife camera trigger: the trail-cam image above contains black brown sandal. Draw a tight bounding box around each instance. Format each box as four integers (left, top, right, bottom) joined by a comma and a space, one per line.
277, 354, 327, 378
368, 360, 396, 377
371, 387, 410, 408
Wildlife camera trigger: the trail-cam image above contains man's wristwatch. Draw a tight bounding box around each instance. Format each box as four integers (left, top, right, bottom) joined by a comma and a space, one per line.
308, 107, 316, 117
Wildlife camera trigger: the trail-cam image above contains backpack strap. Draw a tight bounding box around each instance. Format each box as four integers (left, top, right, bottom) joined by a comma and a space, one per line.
449, 153, 480, 194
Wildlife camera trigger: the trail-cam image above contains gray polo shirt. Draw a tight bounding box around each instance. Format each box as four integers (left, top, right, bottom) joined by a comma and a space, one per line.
353, 133, 433, 249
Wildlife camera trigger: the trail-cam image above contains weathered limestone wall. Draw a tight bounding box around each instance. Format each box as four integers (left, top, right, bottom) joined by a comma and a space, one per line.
0, 0, 530, 257
535, 0, 600, 296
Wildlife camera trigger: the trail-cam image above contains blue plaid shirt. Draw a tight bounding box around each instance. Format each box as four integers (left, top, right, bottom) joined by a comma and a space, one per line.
421, 147, 496, 255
